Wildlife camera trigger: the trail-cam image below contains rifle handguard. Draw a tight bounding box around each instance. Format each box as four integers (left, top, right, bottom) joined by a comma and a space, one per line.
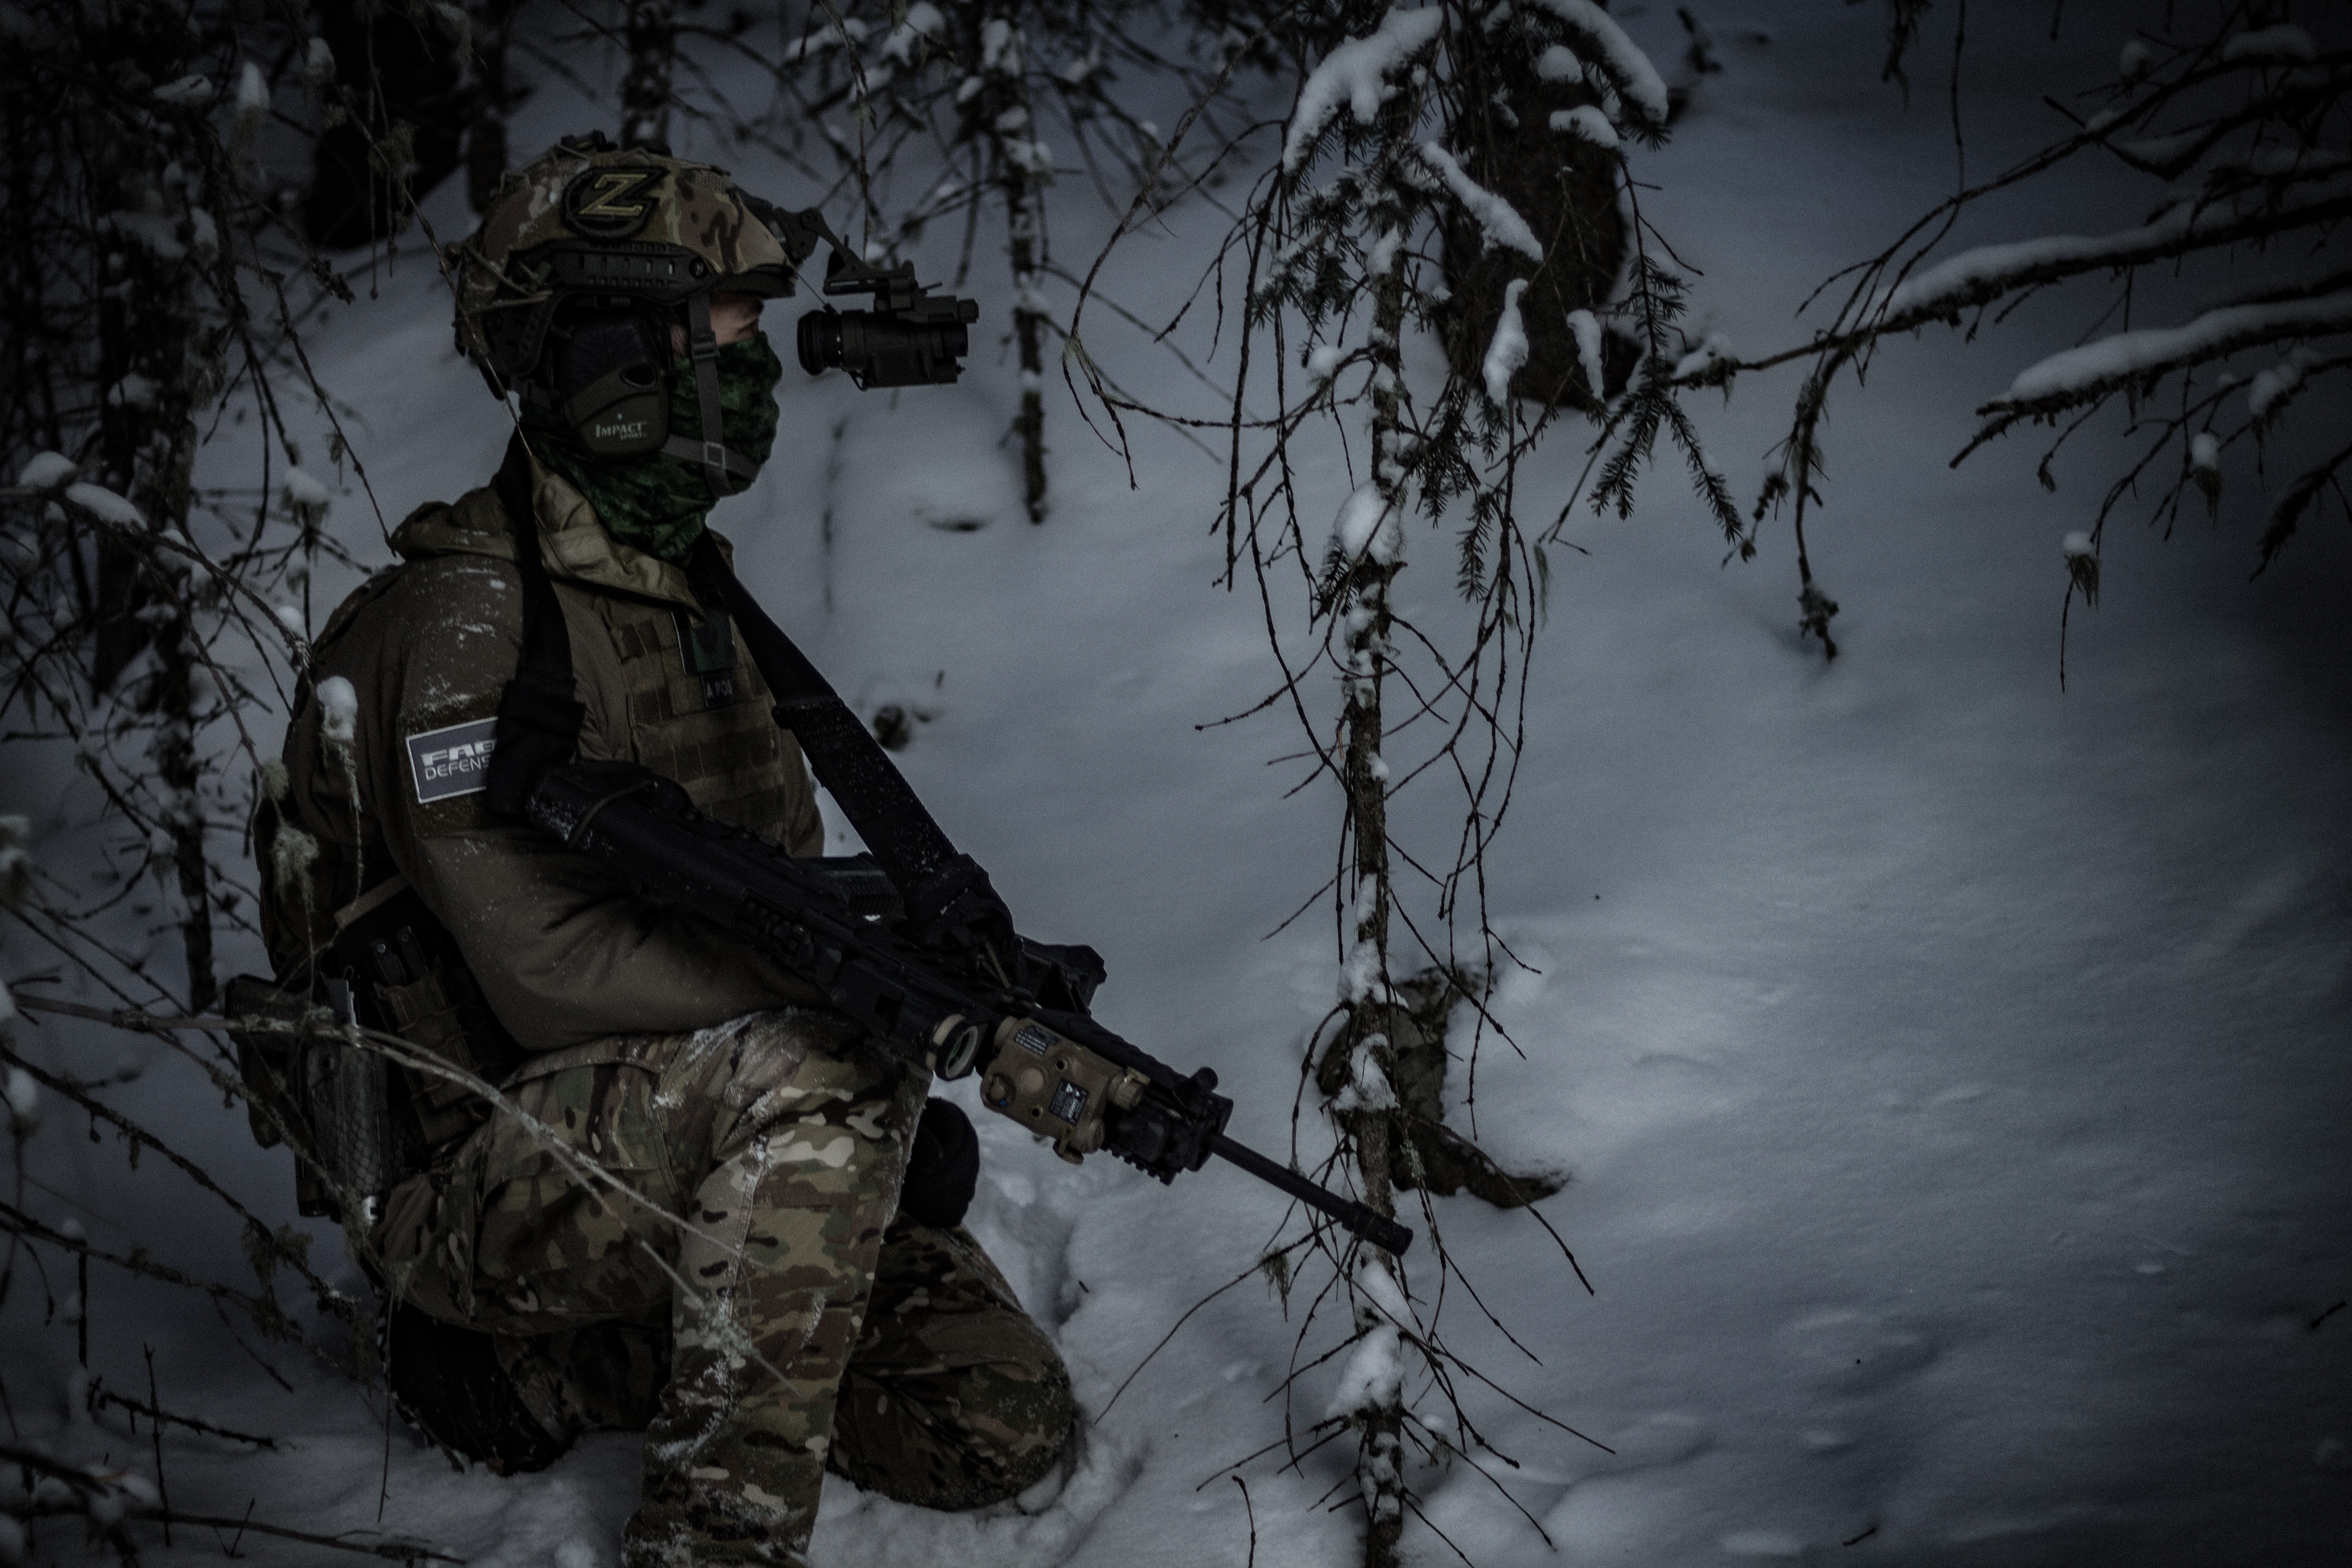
522, 759, 1414, 1253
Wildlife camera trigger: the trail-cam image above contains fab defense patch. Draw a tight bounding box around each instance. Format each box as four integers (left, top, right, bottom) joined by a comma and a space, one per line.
407, 717, 500, 803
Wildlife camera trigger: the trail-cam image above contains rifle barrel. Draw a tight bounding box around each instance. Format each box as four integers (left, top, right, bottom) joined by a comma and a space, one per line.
1209, 1135, 1414, 1255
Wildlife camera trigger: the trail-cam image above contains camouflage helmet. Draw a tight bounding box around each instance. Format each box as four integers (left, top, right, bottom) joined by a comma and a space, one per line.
452, 132, 821, 498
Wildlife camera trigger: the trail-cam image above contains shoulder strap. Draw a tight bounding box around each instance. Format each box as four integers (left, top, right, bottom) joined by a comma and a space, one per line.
683, 534, 1016, 962
485, 436, 588, 819
470, 447, 1011, 964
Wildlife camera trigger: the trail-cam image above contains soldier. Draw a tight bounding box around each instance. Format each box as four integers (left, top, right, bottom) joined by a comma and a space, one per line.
253, 133, 1074, 1566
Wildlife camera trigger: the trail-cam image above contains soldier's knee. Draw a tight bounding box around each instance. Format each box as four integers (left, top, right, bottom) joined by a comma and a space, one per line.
827, 1340, 1075, 1511
966, 1356, 1077, 1502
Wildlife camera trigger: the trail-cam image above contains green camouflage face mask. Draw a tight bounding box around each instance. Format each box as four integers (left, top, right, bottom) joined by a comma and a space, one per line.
523, 332, 784, 563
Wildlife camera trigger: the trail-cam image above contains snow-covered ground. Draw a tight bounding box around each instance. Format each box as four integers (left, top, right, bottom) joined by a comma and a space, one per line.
5, 3, 2348, 1565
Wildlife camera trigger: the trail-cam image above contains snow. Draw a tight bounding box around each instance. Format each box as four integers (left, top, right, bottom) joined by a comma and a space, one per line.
3, 1066, 34, 1128
279, 465, 332, 518
1522, 0, 1671, 128
1332, 480, 1403, 566
2220, 24, 2316, 64
1325, 1317, 1404, 1418
1671, 331, 1735, 381
1883, 173, 2352, 318
63, 480, 143, 526
1999, 289, 2352, 406
1004, 138, 1055, 178
1534, 44, 1581, 83
782, 15, 869, 64
1330, 1038, 1399, 1116
1281, 7, 1446, 173
1483, 277, 1531, 405
1566, 306, 1604, 397
106, 206, 188, 261
15, 450, 76, 489
2247, 345, 2319, 421
1416, 142, 1544, 260
881, 0, 947, 65
1552, 103, 1619, 147
150, 74, 213, 106
980, 16, 1019, 74
235, 59, 268, 116
5, 4, 2349, 1567
316, 674, 358, 742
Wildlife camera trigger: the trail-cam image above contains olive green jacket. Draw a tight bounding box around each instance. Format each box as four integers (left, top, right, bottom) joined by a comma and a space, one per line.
264, 455, 828, 1053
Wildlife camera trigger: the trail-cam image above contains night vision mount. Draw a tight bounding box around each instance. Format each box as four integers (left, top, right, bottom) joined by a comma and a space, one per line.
760, 202, 979, 390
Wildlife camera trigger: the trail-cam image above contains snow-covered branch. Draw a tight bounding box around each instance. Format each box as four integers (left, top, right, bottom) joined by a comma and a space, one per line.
1980, 289, 2352, 422
1282, 6, 1446, 174
1882, 173, 2352, 323
1714, 6, 2352, 659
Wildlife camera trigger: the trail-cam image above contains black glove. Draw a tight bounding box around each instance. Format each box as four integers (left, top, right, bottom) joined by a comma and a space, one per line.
897, 1097, 980, 1230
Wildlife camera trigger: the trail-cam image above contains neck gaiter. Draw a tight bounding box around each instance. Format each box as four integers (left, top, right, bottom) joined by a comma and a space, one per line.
521, 332, 784, 563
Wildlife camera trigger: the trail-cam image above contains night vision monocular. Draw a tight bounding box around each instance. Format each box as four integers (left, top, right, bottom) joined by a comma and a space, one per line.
794, 246, 980, 390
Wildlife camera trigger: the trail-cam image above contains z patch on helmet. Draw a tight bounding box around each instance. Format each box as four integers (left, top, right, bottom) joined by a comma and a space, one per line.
563, 167, 661, 239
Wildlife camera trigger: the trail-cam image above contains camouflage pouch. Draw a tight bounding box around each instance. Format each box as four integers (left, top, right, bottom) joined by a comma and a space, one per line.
231, 876, 521, 1224
224, 970, 415, 1222
225, 972, 312, 1150
330, 875, 523, 1159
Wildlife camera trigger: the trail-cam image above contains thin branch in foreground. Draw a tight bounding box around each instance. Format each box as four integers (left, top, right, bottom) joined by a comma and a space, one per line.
85, 1373, 284, 1449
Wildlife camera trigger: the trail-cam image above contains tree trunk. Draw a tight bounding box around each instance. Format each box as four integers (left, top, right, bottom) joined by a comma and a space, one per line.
1007, 163, 1049, 523
1336, 224, 1412, 1568
90, 128, 216, 1012
619, 0, 676, 151
466, 0, 520, 211
963, 7, 1050, 521
153, 628, 218, 1015
306, 0, 466, 248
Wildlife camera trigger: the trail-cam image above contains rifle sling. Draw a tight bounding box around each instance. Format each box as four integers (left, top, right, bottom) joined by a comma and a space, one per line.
485, 436, 587, 819
683, 532, 968, 905
476, 436, 978, 931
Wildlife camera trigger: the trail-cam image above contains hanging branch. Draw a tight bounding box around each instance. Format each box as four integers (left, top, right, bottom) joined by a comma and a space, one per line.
1056, 3, 1731, 1562
1660, 5, 2352, 660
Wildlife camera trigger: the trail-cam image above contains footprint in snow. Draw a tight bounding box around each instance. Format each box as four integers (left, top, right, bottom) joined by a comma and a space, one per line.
1785, 1308, 1941, 1396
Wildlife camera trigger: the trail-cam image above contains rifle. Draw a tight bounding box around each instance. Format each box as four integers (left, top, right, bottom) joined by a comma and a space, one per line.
524, 760, 1413, 1255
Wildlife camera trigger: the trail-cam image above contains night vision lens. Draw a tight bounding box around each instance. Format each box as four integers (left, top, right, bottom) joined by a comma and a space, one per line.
795, 310, 842, 378
795, 306, 975, 388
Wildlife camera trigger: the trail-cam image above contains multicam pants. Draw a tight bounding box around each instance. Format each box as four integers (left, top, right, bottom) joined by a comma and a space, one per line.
372, 1009, 1075, 1566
